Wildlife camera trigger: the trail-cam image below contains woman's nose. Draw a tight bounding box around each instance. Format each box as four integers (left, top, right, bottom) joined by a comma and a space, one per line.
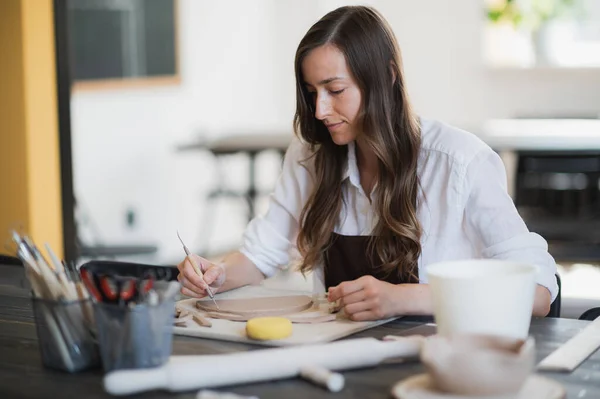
314, 94, 331, 120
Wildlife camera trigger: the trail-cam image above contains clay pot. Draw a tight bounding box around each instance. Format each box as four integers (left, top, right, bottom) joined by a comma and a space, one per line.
420, 334, 535, 396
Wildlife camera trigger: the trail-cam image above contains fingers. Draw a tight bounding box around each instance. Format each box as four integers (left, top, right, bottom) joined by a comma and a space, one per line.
177, 256, 208, 295
185, 254, 204, 276
326, 276, 388, 321
180, 285, 205, 298
177, 255, 225, 297
183, 257, 209, 289
343, 298, 386, 319
328, 279, 364, 302
339, 290, 378, 319
328, 275, 376, 301
338, 289, 366, 307
186, 255, 224, 286
191, 254, 213, 273
343, 299, 370, 315
177, 273, 206, 297
203, 264, 224, 286
347, 311, 379, 322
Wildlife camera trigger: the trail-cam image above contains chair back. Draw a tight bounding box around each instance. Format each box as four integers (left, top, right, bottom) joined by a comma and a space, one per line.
547, 273, 562, 318
579, 307, 600, 321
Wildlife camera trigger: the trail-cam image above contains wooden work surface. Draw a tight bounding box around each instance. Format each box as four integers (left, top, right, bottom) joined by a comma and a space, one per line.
1, 284, 600, 398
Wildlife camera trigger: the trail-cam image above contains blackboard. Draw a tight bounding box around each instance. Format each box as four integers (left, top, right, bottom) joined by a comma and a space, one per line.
67, 0, 178, 88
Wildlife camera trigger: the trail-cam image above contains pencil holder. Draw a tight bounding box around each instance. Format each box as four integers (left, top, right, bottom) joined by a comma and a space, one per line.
31, 296, 100, 373
93, 290, 177, 372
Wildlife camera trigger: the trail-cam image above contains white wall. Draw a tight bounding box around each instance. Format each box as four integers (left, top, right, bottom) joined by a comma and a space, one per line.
71, 0, 320, 263
71, 0, 600, 265
320, 0, 600, 130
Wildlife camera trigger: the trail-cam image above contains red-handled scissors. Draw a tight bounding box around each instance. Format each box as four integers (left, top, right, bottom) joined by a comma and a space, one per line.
80, 272, 152, 305
81, 268, 102, 302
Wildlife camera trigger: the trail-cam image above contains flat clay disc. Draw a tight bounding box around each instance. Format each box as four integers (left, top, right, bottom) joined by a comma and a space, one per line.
196, 295, 313, 317
391, 373, 566, 399
203, 310, 336, 324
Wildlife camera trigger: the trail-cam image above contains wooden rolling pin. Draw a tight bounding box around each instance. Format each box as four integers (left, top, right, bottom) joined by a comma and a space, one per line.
104, 336, 423, 395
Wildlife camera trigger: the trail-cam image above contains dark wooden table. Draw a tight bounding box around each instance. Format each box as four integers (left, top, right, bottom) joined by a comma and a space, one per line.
1, 284, 600, 399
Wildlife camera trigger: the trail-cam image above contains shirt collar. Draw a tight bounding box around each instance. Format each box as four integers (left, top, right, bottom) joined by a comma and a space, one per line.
342, 140, 361, 189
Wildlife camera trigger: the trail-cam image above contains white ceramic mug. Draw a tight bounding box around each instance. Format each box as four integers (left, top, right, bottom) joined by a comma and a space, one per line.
426, 259, 538, 340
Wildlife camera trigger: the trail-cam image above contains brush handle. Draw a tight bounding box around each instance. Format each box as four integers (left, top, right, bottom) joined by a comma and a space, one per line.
44, 243, 65, 274
104, 336, 422, 395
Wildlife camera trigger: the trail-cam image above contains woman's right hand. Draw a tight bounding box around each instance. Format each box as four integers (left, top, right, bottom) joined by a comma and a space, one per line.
176, 254, 226, 298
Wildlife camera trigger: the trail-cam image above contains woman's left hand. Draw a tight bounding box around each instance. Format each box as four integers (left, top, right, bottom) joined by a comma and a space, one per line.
327, 275, 400, 321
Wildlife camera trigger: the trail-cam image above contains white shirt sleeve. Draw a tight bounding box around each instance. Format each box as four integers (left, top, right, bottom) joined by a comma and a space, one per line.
239, 137, 314, 277
461, 147, 559, 302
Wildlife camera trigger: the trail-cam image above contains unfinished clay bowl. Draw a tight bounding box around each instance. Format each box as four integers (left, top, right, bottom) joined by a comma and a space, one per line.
420, 334, 535, 396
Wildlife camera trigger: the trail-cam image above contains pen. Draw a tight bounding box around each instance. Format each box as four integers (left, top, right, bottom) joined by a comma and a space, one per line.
176, 231, 219, 309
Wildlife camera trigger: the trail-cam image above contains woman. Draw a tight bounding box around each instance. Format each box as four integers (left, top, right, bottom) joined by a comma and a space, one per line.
177, 6, 558, 320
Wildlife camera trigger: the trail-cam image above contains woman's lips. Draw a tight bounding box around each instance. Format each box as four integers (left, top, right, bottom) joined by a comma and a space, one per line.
326, 122, 344, 131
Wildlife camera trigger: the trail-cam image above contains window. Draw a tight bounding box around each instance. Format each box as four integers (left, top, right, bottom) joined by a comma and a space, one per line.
68, 0, 179, 89
483, 0, 600, 68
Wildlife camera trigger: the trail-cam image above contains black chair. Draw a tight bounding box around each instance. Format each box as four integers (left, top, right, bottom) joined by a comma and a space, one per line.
547, 273, 562, 318
579, 307, 600, 321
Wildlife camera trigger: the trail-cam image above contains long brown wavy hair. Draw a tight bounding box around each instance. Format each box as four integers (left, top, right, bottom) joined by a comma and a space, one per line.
294, 6, 422, 282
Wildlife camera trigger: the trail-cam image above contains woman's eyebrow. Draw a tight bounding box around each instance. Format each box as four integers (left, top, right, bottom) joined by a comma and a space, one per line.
318, 76, 344, 85
304, 76, 344, 87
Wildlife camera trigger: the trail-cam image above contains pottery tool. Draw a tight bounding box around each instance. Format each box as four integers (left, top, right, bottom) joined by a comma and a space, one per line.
44, 242, 65, 274
44, 243, 78, 300
537, 316, 600, 372
176, 231, 219, 309
11, 231, 66, 300
22, 237, 75, 300
10, 231, 90, 370
299, 365, 344, 392
103, 336, 423, 395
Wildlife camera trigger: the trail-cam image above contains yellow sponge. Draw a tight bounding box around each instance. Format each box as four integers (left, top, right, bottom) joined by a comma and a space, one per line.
246, 317, 293, 340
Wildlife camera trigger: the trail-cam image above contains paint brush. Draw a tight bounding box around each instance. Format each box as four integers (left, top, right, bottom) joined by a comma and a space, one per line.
44, 243, 78, 300
176, 231, 219, 309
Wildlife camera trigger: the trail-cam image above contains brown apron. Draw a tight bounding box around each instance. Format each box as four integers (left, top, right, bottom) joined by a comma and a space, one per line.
324, 232, 432, 322
324, 232, 418, 288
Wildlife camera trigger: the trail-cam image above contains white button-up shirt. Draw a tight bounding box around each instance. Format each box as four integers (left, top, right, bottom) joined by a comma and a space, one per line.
239, 118, 559, 301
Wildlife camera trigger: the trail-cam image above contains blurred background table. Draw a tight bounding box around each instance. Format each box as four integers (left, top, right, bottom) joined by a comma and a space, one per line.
177, 133, 292, 222
481, 119, 600, 262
